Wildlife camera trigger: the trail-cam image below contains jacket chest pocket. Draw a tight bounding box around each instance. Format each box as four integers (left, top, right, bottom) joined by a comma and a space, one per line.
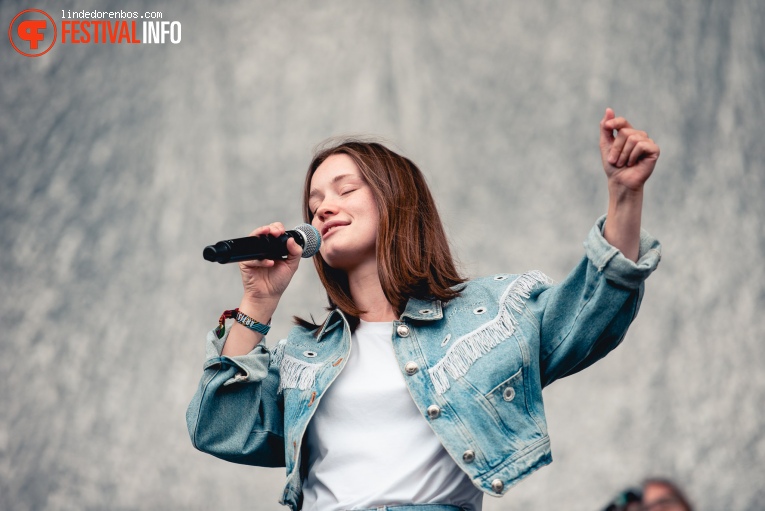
484, 368, 546, 436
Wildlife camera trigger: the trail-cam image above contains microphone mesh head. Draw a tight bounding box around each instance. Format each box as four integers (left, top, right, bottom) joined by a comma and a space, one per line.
293, 224, 322, 258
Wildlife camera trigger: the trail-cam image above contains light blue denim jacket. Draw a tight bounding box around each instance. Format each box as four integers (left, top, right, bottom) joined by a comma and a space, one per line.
186, 216, 661, 510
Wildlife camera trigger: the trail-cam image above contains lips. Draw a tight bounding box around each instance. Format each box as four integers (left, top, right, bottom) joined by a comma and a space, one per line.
321, 220, 349, 238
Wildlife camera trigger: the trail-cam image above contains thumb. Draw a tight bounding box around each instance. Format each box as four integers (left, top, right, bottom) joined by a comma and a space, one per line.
285, 237, 304, 265
599, 107, 615, 155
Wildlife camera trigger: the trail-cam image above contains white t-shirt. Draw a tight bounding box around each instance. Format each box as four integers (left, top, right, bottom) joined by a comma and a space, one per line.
301, 320, 483, 511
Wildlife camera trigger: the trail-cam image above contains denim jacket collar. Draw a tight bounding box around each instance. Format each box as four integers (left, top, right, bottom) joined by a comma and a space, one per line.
400, 296, 443, 321
316, 309, 345, 341
315, 297, 443, 342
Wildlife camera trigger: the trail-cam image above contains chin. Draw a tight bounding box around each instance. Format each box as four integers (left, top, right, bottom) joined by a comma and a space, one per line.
319, 246, 375, 273
318, 247, 343, 268
319, 253, 352, 272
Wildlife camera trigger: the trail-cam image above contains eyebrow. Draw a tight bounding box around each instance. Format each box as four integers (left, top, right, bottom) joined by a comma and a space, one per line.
308, 173, 359, 201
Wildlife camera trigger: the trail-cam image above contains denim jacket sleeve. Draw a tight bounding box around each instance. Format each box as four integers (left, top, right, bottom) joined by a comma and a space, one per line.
533, 215, 661, 387
185, 327, 285, 467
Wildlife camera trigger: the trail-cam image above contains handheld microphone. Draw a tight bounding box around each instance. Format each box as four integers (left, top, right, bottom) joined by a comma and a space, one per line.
203, 224, 321, 264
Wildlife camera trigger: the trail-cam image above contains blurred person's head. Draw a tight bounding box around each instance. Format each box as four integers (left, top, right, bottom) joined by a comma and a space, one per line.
640, 478, 693, 511
602, 478, 692, 511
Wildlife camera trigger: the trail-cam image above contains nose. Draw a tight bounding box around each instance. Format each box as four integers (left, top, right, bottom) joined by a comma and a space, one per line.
315, 201, 337, 222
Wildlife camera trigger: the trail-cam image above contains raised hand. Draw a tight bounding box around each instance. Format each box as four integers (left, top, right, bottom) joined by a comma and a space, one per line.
600, 108, 660, 192
599, 108, 660, 262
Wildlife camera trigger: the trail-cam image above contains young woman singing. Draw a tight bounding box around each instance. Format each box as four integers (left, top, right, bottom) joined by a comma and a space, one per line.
187, 108, 662, 511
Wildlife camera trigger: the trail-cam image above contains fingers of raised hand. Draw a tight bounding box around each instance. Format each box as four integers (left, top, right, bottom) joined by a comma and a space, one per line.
626, 138, 660, 167
609, 129, 650, 167
600, 108, 616, 140
603, 116, 633, 133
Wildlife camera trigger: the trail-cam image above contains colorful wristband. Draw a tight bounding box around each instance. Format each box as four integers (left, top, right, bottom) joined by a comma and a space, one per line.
216, 308, 271, 338
235, 310, 271, 335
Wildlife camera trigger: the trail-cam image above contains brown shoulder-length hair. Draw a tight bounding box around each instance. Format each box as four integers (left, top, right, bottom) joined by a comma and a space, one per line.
295, 139, 465, 330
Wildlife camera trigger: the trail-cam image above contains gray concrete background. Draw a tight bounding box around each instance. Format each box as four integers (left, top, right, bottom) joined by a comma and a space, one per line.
2, 1, 763, 510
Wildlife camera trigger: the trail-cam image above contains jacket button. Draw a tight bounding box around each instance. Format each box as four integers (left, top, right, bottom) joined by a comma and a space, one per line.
491, 479, 504, 493
404, 362, 419, 375
427, 405, 441, 419
462, 450, 475, 463
503, 387, 515, 402
397, 324, 410, 337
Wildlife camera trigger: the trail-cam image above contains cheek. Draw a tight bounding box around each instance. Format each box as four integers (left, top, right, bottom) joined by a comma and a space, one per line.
362, 217, 380, 246
360, 192, 380, 224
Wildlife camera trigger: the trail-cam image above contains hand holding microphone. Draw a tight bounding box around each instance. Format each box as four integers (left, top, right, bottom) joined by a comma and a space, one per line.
200, 222, 321, 326
209, 222, 321, 357
203, 223, 321, 263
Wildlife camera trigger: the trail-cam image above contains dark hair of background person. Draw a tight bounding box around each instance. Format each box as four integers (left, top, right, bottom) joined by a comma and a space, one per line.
295, 140, 466, 330
602, 487, 642, 511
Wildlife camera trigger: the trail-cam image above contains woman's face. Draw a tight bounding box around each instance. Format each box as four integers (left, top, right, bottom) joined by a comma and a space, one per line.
308, 154, 379, 271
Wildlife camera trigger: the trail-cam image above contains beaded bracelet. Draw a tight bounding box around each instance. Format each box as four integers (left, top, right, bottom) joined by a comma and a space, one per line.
216, 308, 271, 338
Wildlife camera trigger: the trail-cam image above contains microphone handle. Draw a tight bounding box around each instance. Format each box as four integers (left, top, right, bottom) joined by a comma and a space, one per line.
203, 232, 297, 263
